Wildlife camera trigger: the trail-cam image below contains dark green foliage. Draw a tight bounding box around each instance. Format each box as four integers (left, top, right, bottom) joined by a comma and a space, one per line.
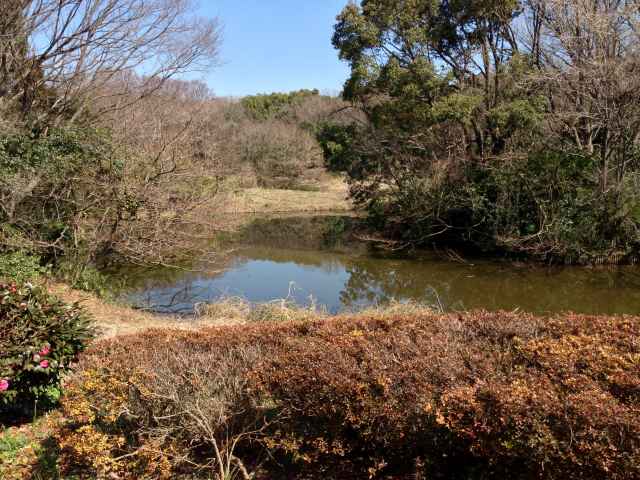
357, 150, 640, 261
315, 122, 359, 171
0, 252, 48, 284
0, 282, 94, 413
332, 0, 640, 263
0, 126, 113, 176
241, 89, 320, 121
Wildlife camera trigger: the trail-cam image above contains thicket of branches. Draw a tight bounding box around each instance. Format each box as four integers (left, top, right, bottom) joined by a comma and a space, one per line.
0, 0, 220, 124
333, 0, 640, 263
231, 89, 359, 189
0, 1, 357, 288
0, 0, 224, 285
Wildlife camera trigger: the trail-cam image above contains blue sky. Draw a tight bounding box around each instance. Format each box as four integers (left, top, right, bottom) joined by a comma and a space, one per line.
198, 1, 351, 97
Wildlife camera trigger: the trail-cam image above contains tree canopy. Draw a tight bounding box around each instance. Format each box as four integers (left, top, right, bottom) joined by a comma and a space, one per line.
332, 0, 640, 262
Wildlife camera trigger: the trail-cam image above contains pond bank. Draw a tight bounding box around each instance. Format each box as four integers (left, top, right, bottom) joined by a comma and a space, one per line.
49, 282, 247, 338
50, 281, 437, 339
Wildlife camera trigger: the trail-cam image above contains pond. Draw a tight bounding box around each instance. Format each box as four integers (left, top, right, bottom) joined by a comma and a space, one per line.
117, 214, 640, 315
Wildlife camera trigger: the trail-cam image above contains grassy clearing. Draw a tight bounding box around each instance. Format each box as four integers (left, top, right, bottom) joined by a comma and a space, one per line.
215, 173, 352, 214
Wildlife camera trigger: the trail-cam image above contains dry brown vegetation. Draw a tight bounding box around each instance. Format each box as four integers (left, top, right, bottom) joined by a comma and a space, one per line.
49, 281, 419, 338
0, 0, 225, 274
215, 174, 351, 215
32, 311, 640, 479
48, 282, 313, 338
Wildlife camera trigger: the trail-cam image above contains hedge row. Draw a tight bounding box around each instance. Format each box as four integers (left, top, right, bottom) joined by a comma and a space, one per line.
57, 311, 639, 479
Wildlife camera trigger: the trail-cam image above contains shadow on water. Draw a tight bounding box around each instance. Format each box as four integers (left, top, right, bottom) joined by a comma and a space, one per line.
115, 214, 640, 315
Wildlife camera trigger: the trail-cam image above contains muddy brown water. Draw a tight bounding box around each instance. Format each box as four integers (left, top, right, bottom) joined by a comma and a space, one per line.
117, 215, 640, 315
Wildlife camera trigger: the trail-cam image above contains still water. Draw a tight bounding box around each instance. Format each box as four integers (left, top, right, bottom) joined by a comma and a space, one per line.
119, 215, 640, 315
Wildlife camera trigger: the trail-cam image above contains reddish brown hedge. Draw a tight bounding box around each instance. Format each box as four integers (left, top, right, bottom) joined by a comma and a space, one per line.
62, 312, 640, 479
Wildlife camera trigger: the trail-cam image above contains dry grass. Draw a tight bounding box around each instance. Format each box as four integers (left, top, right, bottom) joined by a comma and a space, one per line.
49, 281, 438, 339
197, 296, 331, 325
216, 173, 351, 214
49, 283, 324, 338
355, 300, 442, 318
48, 283, 246, 338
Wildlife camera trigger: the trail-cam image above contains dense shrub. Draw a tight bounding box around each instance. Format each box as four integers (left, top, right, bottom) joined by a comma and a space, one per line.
359, 152, 640, 262
240, 120, 323, 189
241, 89, 320, 121
1, 90, 228, 275
0, 126, 123, 266
315, 122, 359, 172
54, 261, 113, 297
56, 312, 639, 479
233, 90, 360, 190
0, 251, 48, 283
0, 282, 94, 414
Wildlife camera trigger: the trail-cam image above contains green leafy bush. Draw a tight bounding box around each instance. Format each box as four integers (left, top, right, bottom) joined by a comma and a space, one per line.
241, 89, 319, 121
0, 251, 48, 283
54, 261, 112, 297
0, 282, 94, 413
315, 122, 359, 172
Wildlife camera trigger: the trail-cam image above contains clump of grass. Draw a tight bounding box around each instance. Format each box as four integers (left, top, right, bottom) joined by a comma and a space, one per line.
0, 431, 32, 479
247, 298, 327, 323
0, 414, 62, 480
356, 299, 440, 318
0, 431, 29, 460
195, 296, 327, 324
194, 296, 252, 321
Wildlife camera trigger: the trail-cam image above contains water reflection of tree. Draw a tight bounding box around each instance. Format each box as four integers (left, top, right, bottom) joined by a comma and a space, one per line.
237, 247, 349, 275
131, 278, 214, 314
339, 261, 443, 309
234, 215, 363, 253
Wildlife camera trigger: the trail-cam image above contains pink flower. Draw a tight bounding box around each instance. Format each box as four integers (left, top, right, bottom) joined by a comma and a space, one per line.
39, 345, 51, 356
39, 360, 49, 369
0, 379, 9, 392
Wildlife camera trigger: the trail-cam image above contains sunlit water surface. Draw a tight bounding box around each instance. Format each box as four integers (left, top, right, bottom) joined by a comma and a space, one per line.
116, 215, 640, 315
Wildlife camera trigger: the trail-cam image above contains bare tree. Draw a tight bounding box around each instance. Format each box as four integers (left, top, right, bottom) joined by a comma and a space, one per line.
522, 0, 640, 192
129, 345, 271, 479
0, 0, 221, 125
91, 78, 227, 267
